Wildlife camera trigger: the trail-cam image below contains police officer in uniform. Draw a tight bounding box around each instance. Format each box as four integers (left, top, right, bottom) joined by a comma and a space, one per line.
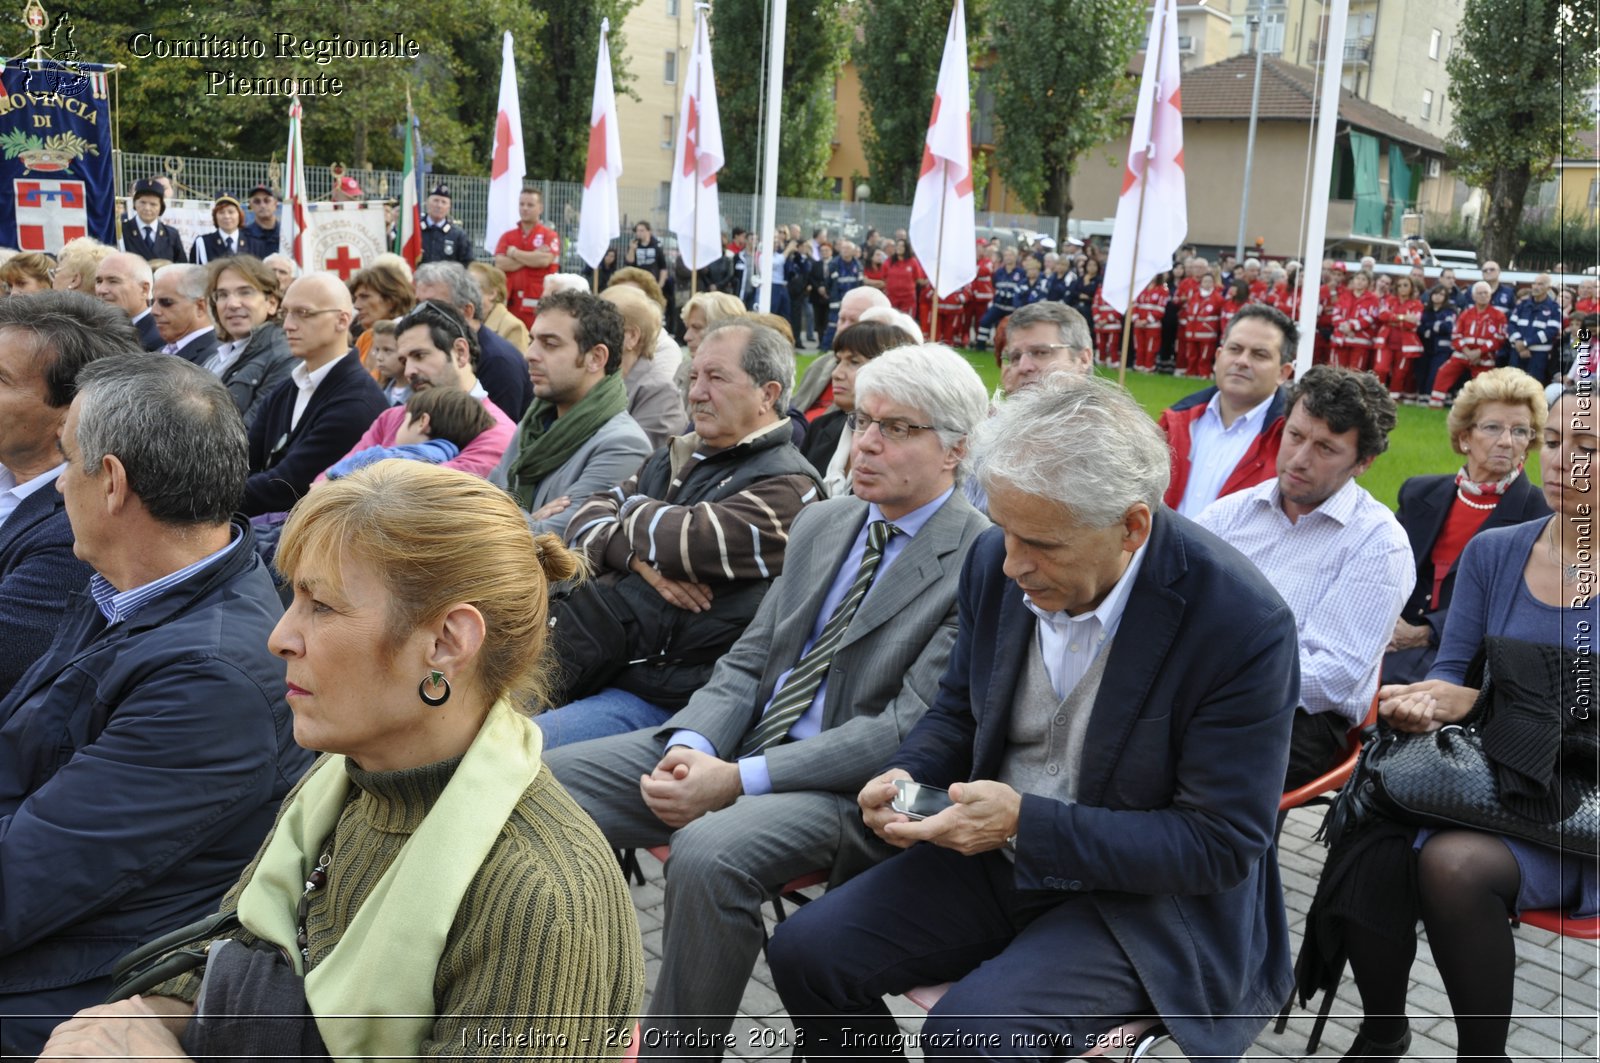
419, 183, 476, 266
120, 178, 187, 264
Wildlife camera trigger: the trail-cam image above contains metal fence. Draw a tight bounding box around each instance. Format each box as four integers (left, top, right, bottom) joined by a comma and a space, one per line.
116, 151, 1059, 268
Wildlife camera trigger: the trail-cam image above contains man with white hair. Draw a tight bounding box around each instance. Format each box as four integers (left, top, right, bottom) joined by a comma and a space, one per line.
149, 264, 218, 365
93, 252, 161, 351
261, 253, 298, 293
1507, 272, 1560, 382
794, 285, 890, 415
770, 373, 1300, 1061
546, 343, 991, 1058
1242, 256, 1266, 299
1429, 280, 1508, 407
820, 240, 865, 350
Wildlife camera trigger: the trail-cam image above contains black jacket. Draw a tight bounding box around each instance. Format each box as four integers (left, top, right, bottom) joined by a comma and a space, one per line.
0, 522, 310, 1049
476, 324, 531, 422
133, 312, 163, 352
420, 220, 475, 265
243, 353, 387, 515
0, 479, 91, 698
605, 431, 821, 709
219, 324, 296, 431
120, 217, 187, 263
1383, 471, 1550, 684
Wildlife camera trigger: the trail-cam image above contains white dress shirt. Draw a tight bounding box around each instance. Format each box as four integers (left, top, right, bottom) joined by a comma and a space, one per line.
1197, 478, 1415, 724
1023, 541, 1149, 701
1177, 391, 1276, 518
162, 326, 213, 359
289, 353, 346, 430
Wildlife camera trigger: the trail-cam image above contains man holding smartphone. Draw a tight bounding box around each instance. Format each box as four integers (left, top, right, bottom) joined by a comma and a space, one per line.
544, 344, 990, 1059
770, 374, 1300, 1061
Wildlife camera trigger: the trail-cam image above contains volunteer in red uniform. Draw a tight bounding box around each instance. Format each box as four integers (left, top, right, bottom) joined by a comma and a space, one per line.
493, 188, 561, 329
1430, 281, 1508, 407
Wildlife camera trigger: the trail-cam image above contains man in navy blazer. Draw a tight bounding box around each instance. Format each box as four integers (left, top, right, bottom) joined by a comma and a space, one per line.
94, 252, 164, 352
0, 293, 134, 696
243, 273, 386, 515
770, 375, 1300, 1061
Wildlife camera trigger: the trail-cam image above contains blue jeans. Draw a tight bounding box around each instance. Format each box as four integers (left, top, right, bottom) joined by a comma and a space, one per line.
535, 686, 673, 748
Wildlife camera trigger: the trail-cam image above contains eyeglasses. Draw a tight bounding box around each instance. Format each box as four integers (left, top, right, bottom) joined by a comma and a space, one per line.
281, 307, 342, 323
1000, 343, 1072, 366
1473, 422, 1534, 442
846, 412, 940, 442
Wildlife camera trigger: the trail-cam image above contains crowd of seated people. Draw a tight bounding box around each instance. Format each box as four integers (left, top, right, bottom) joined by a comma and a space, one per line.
0, 226, 1589, 1062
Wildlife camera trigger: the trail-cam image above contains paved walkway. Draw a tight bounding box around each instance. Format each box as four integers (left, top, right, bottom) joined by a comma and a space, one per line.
625, 806, 1599, 1060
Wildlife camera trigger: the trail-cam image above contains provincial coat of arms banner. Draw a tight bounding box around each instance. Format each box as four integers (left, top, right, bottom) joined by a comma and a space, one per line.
0, 58, 115, 252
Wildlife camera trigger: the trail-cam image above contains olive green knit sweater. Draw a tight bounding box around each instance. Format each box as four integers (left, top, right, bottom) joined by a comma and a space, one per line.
158, 755, 645, 1060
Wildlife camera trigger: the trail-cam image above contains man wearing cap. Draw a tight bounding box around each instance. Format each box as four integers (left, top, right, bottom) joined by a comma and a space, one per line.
330, 175, 363, 203
494, 187, 561, 329
420, 183, 476, 266
120, 179, 186, 264
240, 183, 280, 258
190, 193, 244, 265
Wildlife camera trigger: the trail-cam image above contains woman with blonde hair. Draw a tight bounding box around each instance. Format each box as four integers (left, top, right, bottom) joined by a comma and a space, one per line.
468, 261, 530, 353
50, 237, 113, 293
45, 463, 644, 1061
0, 250, 53, 294
1384, 366, 1550, 684
674, 290, 747, 402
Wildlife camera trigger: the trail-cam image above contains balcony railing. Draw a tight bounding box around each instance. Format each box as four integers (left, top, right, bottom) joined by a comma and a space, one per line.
1309, 36, 1373, 64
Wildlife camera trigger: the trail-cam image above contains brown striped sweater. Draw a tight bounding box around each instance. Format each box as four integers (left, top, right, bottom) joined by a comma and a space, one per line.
564, 420, 819, 584
156, 755, 644, 1060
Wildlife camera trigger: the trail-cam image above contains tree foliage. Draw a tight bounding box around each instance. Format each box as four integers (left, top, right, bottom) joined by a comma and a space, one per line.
711, 0, 850, 197
987, 0, 1142, 222
1446, 0, 1598, 265
853, 0, 984, 206
0, 1, 640, 183
517, 0, 640, 185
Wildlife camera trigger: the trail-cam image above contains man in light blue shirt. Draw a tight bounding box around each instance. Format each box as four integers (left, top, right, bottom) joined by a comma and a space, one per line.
543, 344, 991, 1059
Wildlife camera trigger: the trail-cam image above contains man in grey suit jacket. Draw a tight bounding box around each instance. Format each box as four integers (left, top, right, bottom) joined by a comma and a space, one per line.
543, 344, 991, 1059
488, 289, 651, 537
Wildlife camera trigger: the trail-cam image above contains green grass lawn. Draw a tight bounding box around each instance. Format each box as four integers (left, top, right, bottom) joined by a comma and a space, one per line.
797, 350, 1483, 511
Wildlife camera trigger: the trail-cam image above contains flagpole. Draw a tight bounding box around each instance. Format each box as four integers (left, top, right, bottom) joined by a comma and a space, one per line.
1116, 2, 1170, 389
690, 6, 704, 301
930, 169, 944, 343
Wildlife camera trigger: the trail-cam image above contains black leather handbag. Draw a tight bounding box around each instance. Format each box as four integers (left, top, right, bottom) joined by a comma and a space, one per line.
1324, 722, 1599, 856
1322, 637, 1599, 855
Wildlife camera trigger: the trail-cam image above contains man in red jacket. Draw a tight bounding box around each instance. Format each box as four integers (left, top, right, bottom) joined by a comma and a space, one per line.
1159, 304, 1295, 518
1428, 280, 1507, 408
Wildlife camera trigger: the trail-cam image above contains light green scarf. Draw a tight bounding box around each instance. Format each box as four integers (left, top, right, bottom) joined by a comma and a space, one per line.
235, 699, 542, 1062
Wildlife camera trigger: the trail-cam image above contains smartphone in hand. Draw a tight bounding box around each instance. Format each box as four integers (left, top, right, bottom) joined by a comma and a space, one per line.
892, 779, 954, 820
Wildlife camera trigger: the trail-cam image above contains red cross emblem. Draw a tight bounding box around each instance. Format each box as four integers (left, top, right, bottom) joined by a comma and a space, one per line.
324, 245, 361, 280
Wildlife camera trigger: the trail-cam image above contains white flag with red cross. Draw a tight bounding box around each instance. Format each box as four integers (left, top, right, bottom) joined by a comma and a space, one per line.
1102, 0, 1187, 315
907, 0, 977, 298
485, 31, 526, 253
668, 6, 724, 272
576, 19, 623, 271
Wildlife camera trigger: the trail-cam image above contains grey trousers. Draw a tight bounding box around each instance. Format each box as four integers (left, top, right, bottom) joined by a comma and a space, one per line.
544, 730, 890, 1061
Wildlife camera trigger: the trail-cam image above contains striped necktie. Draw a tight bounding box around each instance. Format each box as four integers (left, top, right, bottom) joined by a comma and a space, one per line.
739, 520, 897, 756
